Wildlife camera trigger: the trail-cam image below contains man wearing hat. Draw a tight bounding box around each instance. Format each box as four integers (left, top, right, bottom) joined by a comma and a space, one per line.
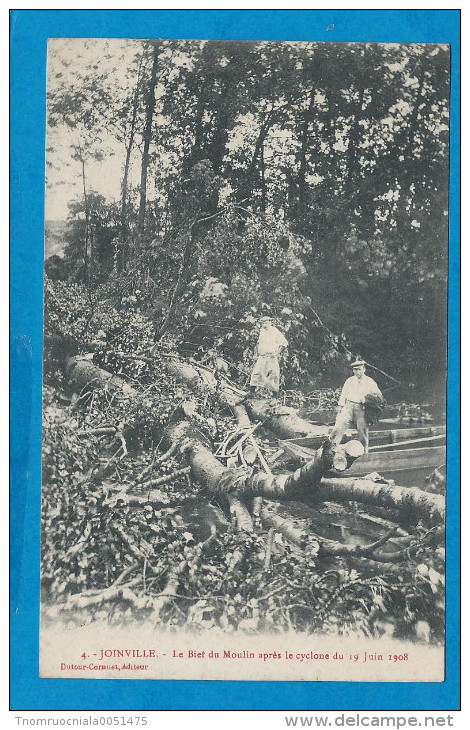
330, 358, 383, 452
249, 316, 288, 396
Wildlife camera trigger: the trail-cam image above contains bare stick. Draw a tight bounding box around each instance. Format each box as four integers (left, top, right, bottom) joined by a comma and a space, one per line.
77, 426, 117, 437
248, 436, 273, 476
65, 579, 142, 610
154, 442, 179, 465
360, 526, 399, 556
134, 455, 156, 484
134, 443, 179, 485
252, 496, 263, 528
140, 466, 191, 490
226, 422, 261, 455
227, 495, 254, 532
264, 528, 275, 571
105, 352, 154, 365
111, 563, 140, 587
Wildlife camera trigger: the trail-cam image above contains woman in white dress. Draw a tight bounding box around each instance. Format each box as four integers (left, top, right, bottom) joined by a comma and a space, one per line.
249, 316, 288, 395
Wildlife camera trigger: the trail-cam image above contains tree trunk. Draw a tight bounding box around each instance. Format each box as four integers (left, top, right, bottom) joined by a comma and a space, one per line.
138, 45, 160, 234
258, 501, 408, 574
239, 111, 274, 205
183, 92, 206, 177
260, 500, 433, 577
260, 142, 266, 213
247, 399, 330, 440
62, 353, 444, 528
227, 494, 254, 532
120, 54, 144, 267
153, 230, 195, 342
207, 80, 235, 178
260, 501, 320, 552
162, 420, 348, 503
345, 83, 365, 198
311, 477, 445, 527
393, 52, 429, 238
65, 356, 137, 398
161, 356, 328, 439
223, 399, 254, 531
75, 142, 90, 283
296, 87, 316, 215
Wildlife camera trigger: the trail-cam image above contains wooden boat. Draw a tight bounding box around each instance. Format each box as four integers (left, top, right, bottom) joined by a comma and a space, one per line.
303, 405, 395, 425
280, 427, 446, 478
303, 408, 438, 427
283, 424, 445, 451
334, 445, 446, 477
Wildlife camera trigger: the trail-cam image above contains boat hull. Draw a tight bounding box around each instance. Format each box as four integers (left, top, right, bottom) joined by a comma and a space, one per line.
334, 445, 446, 477
281, 425, 445, 451
279, 430, 446, 478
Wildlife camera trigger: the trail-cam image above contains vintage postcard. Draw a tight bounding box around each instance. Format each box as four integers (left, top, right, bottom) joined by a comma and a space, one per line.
39, 35, 449, 684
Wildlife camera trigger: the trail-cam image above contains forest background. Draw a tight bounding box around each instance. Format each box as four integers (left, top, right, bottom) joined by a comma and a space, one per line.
44, 38, 449, 401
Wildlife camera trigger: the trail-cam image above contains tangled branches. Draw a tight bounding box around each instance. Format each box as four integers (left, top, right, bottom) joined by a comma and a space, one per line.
41, 280, 445, 646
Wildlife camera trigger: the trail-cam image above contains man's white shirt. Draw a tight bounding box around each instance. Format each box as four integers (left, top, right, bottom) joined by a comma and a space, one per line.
338, 375, 381, 406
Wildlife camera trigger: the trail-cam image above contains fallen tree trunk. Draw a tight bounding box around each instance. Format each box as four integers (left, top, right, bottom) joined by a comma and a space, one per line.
218, 398, 254, 531
65, 580, 141, 611
164, 421, 443, 527
162, 361, 344, 493
163, 357, 327, 439
65, 356, 137, 398
227, 494, 254, 532
62, 354, 444, 526
247, 400, 330, 440
65, 351, 325, 440
259, 502, 412, 574
163, 421, 358, 503
260, 503, 320, 552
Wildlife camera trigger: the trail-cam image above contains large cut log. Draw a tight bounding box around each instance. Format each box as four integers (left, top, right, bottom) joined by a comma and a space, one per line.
163, 357, 327, 440
61, 353, 443, 526
247, 400, 330, 440
164, 421, 357, 502
63, 351, 325, 440
310, 477, 445, 527
259, 502, 408, 574
65, 356, 137, 397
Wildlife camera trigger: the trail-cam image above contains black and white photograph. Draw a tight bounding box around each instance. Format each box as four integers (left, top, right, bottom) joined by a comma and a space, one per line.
40, 37, 449, 681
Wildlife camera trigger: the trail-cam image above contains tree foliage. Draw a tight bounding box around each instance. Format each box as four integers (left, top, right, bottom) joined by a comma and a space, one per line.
41, 39, 448, 643
46, 39, 449, 390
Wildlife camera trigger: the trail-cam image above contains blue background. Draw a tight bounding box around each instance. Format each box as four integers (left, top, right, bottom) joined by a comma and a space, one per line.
10, 9, 460, 711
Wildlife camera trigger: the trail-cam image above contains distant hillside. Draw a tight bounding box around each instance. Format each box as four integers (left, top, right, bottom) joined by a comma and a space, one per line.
45, 220, 67, 259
